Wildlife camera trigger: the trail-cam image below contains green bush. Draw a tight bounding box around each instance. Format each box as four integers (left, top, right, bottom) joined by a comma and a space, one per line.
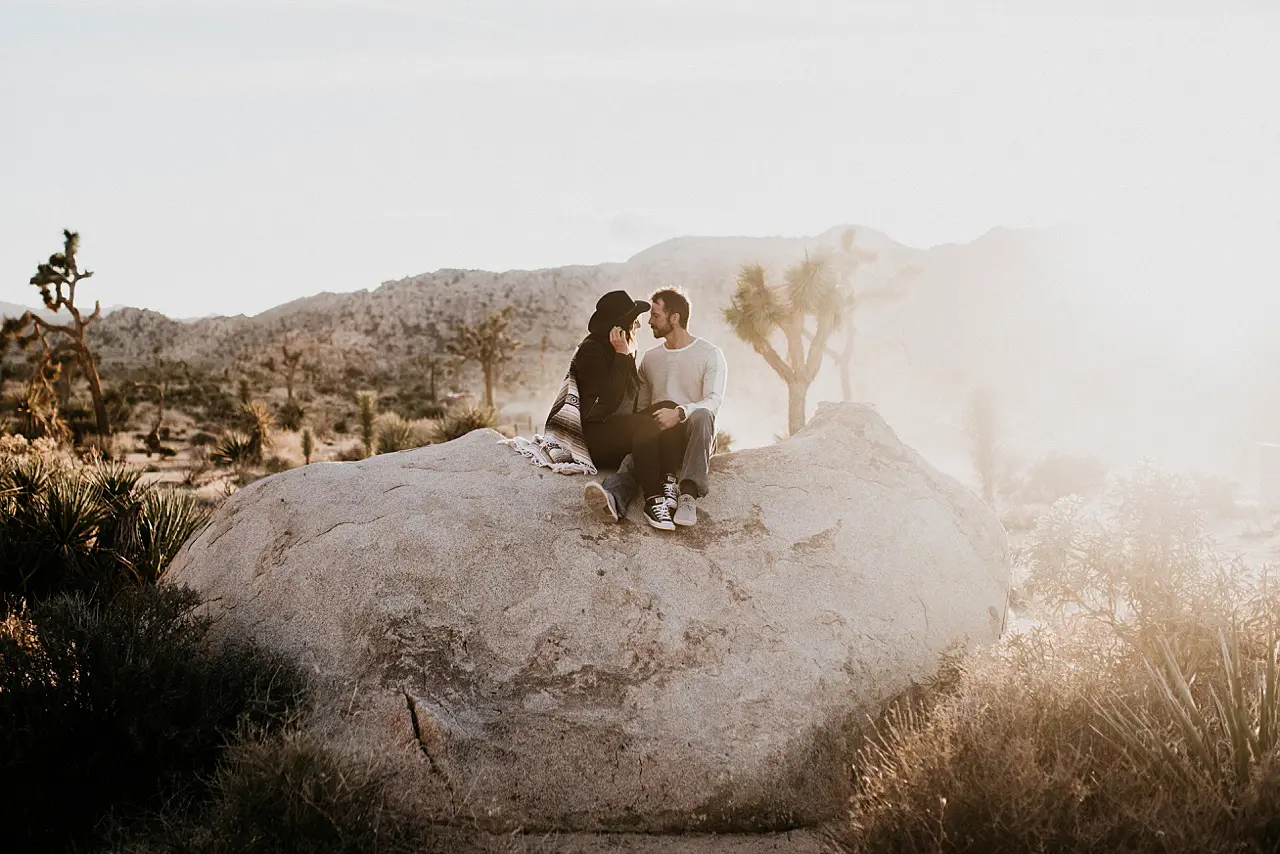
0, 585, 307, 854
428, 404, 498, 444
0, 458, 209, 601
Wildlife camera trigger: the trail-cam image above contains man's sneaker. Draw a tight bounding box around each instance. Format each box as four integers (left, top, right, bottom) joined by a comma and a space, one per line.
643, 495, 676, 531
661, 474, 679, 509
583, 481, 620, 523
674, 493, 697, 527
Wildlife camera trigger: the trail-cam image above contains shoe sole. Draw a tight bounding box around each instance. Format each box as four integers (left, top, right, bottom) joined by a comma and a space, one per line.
674, 512, 696, 527
645, 516, 676, 531
583, 482, 619, 523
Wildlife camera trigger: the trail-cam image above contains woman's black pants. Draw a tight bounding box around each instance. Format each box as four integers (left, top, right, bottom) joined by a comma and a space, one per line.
583, 406, 680, 499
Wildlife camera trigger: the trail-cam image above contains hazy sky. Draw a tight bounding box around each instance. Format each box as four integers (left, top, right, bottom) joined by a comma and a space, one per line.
1, 0, 1277, 319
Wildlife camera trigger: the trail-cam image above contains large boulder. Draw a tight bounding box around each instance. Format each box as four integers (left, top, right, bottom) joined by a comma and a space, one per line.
168, 403, 1009, 832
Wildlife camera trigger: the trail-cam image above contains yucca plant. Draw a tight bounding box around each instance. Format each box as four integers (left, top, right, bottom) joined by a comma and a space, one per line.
211, 432, 255, 468
242, 401, 275, 461
428, 404, 499, 444
1096, 627, 1280, 794
0, 459, 210, 601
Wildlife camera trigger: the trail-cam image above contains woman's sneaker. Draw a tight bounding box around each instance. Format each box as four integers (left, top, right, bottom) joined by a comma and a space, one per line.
661, 475, 679, 509
643, 495, 676, 531
583, 481, 620, 523
674, 493, 697, 527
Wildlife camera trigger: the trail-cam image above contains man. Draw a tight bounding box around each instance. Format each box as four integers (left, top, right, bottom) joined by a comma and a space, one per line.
583, 288, 728, 530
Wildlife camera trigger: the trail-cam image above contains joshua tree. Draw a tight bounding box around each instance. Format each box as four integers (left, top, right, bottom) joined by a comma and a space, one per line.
356, 390, 377, 457
237, 376, 251, 405
724, 255, 849, 436
138, 347, 184, 455
447, 306, 521, 408
801, 229, 917, 402
411, 350, 449, 402
301, 427, 315, 465
278, 340, 303, 401
1, 230, 111, 439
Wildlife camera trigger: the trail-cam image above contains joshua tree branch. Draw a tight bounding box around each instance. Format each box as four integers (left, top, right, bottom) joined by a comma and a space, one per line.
29, 314, 77, 338
804, 314, 835, 383
750, 338, 796, 384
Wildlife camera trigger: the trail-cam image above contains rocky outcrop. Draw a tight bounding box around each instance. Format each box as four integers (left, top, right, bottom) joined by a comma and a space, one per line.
167, 402, 1009, 832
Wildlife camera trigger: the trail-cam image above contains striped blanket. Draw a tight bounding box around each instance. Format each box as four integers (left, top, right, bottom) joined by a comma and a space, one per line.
500, 369, 597, 475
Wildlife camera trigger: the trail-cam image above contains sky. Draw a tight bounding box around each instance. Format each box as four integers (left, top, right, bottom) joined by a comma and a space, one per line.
1, 0, 1278, 320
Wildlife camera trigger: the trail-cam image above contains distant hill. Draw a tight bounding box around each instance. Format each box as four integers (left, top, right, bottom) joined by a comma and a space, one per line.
0, 301, 40, 319
67, 225, 1118, 457
6, 222, 1253, 478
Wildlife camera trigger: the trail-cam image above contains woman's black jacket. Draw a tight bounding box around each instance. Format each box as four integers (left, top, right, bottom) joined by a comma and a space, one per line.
570, 333, 640, 423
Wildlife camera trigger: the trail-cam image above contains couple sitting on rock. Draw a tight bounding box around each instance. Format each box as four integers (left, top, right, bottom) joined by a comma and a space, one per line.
572, 288, 728, 530
509, 287, 727, 530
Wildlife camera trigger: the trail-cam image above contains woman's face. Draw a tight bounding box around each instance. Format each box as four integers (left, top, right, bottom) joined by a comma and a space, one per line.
626, 318, 640, 341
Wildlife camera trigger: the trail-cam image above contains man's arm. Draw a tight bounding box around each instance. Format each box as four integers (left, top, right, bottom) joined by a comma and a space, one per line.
636, 348, 654, 411
678, 346, 728, 420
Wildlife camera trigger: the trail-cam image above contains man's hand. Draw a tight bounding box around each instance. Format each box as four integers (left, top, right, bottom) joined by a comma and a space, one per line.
609, 326, 635, 355
652, 406, 682, 431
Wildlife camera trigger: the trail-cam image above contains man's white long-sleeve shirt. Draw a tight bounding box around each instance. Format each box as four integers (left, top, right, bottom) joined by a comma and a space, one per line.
636, 337, 728, 419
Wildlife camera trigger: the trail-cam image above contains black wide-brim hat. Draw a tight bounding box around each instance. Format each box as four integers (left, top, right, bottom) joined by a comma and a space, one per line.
587, 290, 649, 335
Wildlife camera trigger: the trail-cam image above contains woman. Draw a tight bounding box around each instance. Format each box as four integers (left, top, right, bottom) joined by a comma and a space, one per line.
569, 290, 676, 529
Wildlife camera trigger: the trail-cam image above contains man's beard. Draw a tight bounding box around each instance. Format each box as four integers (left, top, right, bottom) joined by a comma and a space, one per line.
650, 322, 670, 338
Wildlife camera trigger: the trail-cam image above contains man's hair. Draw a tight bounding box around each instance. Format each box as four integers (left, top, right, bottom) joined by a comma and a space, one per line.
651, 288, 691, 328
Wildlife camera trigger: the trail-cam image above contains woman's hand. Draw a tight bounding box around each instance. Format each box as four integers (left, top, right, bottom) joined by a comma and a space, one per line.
609, 326, 635, 355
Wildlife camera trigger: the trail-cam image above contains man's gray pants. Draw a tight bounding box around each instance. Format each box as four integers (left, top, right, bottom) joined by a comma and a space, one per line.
600, 408, 716, 514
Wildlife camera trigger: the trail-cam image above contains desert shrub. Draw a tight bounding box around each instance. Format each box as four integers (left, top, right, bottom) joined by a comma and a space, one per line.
714, 429, 734, 456
277, 400, 305, 432
301, 427, 315, 464
836, 615, 1280, 854
1020, 462, 1248, 645
374, 412, 427, 455
0, 585, 307, 853
0, 432, 67, 467
335, 442, 366, 462
0, 458, 210, 601
181, 448, 213, 488
61, 401, 99, 445
263, 455, 294, 474
834, 462, 1280, 853
411, 400, 449, 421
124, 729, 439, 854
428, 404, 498, 444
